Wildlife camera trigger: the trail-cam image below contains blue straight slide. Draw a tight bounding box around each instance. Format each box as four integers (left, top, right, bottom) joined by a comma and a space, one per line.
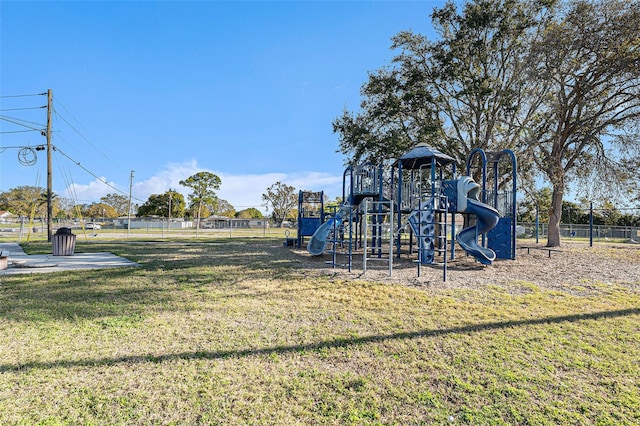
456, 198, 500, 265
307, 204, 350, 256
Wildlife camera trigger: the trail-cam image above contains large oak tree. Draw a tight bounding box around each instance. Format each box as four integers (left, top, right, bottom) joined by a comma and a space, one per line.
333, 0, 552, 179
334, 0, 640, 247
526, 0, 640, 246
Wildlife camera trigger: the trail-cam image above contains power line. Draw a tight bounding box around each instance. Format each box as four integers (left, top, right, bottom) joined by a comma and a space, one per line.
0, 92, 46, 98
51, 96, 85, 130
52, 95, 125, 172
2, 90, 141, 205
0, 114, 46, 131
0, 145, 36, 150
54, 149, 81, 207
52, 107, 118, 166
0, 106, 47, 112
52, 145, 145, 203
0, 129, 40, 134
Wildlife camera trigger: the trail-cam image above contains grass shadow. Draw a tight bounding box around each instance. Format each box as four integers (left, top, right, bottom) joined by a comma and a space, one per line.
2, 308, 637, 372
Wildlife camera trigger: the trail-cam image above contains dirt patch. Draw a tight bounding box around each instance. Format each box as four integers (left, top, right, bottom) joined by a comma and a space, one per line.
289, 242, 640, 295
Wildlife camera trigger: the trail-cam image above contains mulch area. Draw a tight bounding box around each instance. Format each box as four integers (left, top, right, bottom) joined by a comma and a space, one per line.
291, 242, 640, 295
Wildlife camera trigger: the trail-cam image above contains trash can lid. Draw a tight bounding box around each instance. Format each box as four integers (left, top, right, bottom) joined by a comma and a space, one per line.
55, 227, 73, 235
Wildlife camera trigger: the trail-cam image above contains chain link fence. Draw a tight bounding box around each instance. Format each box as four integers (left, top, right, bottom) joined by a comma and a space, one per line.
0, 218, 294, 241
4, 218, 639, 244
517, 222, 640, 243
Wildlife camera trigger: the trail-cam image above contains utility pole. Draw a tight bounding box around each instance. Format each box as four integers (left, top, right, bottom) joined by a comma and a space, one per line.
46, 89, 53, 242
127, 170, 134, 237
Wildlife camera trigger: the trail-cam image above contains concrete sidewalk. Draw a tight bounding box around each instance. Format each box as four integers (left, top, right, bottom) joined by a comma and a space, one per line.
0, 243, 139, 275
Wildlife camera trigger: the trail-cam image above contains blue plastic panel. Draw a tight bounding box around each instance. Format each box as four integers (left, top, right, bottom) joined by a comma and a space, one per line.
300, 217, 322, 236
441, 180, 458, 212
488, 217, 513, 259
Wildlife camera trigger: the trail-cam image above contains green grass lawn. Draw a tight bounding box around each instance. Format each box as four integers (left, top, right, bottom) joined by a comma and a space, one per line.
1, 239, 638, 425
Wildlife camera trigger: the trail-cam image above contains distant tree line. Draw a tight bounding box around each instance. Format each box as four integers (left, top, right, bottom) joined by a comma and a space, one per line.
2, 173, 344, 227
0, 181, 264, 223
5, 183, 637, 229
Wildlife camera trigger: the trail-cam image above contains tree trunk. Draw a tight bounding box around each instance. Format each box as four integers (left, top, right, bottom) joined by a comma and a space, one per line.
547, 183, 564, 247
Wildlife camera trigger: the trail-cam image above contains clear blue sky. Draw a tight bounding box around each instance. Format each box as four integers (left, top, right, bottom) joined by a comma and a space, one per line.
1, 1, 442, 213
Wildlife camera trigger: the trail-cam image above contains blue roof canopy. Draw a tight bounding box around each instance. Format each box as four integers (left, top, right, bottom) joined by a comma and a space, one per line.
395, 143, 456, 170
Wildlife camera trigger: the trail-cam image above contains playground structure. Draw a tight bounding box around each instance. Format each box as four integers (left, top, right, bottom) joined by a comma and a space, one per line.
300, 144, 518, 280
296, 190, 325, 249
466, 148, 518, 260
306, 164, 386, 271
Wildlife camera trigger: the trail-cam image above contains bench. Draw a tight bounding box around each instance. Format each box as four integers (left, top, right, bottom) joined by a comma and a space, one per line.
518, 246, 562, 258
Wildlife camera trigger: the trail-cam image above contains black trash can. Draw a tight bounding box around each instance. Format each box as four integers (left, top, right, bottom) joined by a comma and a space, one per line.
52, 227, 76, 256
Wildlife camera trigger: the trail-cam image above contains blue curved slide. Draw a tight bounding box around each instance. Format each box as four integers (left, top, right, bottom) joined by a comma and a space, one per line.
456, 199, 499, 265
307, 205, 350, 256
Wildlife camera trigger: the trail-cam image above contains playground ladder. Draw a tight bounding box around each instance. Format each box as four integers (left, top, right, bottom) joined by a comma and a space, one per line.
362, 199, 394, 277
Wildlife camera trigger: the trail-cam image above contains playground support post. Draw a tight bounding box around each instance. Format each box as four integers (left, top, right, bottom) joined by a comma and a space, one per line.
363, 203, 368, 275
331, 213, 337, 269
450, 211, 456, 260
348, 206, 353, 272
442, 202, 448, 282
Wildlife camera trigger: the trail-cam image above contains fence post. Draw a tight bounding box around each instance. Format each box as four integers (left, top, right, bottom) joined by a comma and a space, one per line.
589, 202, 593, 247
389, 200, 394, 277
363, 200, 368, 274
535, 206, 539, 244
